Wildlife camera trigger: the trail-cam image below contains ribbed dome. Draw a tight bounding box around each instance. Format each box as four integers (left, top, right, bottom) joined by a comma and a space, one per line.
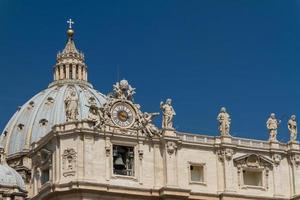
0, 83, 107, 156
0, 163, 25, 190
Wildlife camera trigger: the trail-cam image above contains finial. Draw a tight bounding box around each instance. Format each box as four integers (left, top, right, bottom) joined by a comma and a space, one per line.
67, 18, 75, 38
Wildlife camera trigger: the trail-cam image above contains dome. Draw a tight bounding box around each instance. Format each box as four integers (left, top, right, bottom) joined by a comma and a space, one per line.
0, 163, 25, 190
0, 83, 107, 156
0, 24, 107, 156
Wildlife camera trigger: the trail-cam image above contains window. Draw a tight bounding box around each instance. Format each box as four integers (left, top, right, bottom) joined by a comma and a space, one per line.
41, 169, 49, 185
189, 163, 205, 184
113, 145, 134, 176
243, 170, 263, 186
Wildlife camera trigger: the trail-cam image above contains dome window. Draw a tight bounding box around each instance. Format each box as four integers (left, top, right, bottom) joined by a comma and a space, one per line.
39, 119, 48, 127
28, 101, 35, 109
17, 124, 25, 131
46, 97, 55, 105
3, 131, 7, 137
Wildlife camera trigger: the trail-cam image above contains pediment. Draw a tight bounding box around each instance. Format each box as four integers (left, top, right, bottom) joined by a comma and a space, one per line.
234, 154, 273, 169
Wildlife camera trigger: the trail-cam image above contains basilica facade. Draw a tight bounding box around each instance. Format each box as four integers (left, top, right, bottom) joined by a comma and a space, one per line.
0, 22, 300, 200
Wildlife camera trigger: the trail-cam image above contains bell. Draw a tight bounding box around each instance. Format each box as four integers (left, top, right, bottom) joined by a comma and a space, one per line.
114, 155, 126, 170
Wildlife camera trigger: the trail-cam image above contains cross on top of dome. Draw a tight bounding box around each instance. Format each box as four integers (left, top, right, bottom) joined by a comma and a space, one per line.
52, 20, 88, 85
67, 18, 74, 29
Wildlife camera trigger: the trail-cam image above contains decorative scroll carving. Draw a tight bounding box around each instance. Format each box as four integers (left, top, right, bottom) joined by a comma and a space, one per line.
64, 87, 79, 122
160, 99, 176, 129
62, 148, 77, 177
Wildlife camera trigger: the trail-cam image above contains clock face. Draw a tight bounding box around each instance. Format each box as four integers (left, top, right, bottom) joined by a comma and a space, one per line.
111, 102, 135, 128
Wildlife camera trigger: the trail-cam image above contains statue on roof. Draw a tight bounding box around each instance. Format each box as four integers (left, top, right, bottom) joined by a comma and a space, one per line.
288, 115, 297, 142
113, 79, 136, 101
160, 99, 176, 129
64, 87, 79, 122
266, 113, 281, 142
217, 107, 231, 136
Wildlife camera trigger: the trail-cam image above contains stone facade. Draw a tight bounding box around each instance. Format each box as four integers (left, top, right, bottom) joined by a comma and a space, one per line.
1, 22, 300, 200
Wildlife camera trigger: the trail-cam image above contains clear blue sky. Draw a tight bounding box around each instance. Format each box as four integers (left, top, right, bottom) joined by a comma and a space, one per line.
0, 0, 300, 142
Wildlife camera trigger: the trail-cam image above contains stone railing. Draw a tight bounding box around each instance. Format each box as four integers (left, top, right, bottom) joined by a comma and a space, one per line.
177, 131, 300, 151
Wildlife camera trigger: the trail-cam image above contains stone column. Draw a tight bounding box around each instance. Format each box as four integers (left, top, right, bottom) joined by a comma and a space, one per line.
55, 67, 59, 81
78, 65, 82, 80
105, 136, 112, 181
66, 64, 70, 79
138, 141, 144, 185
72, 65, 76, 79
162, 133, 179, 187
84, 68, 88, 81
59, 65, 64, 80
217, 147, 235, 192
272, 153, 284, 197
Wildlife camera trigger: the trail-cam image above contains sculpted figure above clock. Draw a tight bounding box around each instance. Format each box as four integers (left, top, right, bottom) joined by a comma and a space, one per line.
86, 79, 161, 137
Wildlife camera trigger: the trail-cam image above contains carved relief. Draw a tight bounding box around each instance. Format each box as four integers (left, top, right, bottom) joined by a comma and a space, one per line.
62, 148, 77, 177
217, 148, 234, 162
112, 79, 136, 101
64, 87, 79, 122
86, 97, 105, 129
166, 141, 177, 155
92, 80, 161, 138
272, 154, 282, 166
290, 153, 300, 167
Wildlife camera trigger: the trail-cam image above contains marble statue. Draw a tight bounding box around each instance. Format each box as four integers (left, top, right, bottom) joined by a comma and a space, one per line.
266, 113, 280, 142
288, 115, 297, 142
160, 99, 176, 129
64, 88, 79, 122
87, 98, 104, 128
113, 79, 136, 101
217, 107, 231, 136
140, 112, 161, 137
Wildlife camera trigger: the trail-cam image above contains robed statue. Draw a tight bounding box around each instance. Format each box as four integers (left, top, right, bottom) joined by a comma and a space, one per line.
288, 115, 297, 142
64, 88, 79, 122
266, 113, 280, 142
217, 107, 231, 136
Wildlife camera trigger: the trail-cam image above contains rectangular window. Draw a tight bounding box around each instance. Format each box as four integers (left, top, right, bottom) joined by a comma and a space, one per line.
190, 164, 204, 183
113, 145, 134, 177
243, 170, 262, 186
41, 169, 49, 185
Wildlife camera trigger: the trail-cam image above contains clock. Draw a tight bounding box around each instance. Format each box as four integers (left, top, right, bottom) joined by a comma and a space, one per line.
111, 102, 135, 128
